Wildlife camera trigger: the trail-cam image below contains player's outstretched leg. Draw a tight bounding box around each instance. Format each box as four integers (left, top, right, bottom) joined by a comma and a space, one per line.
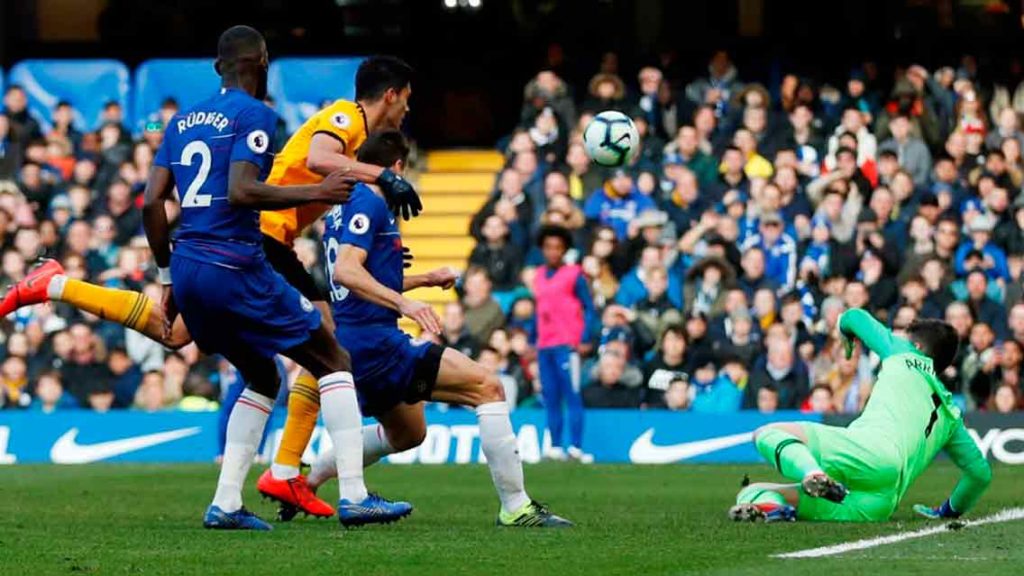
754, 424, 848, 503
432, 347, 573, 528
0, 259, 192, 349
729, 482, 798, 523
285, 327, 412, 528
256, 371, 335, 520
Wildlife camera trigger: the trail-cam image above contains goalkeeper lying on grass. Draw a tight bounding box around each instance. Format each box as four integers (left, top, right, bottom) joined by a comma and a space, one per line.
731, 308, 992, 523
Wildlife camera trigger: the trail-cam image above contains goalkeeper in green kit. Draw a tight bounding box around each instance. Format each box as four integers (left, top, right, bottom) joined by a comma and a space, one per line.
731, 308, 992, 522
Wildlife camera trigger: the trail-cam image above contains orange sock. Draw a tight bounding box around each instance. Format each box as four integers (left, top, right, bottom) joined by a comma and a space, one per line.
274, 372, 321, 470
56, 277, 153, 332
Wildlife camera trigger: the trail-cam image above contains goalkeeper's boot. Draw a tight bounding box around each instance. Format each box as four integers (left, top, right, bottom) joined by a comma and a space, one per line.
802, 472, 848, 503
203, 505, 273, 531
337, 493, 413, 528
728, 502, 797, 523
497, 500, 574, 528
0, 259, 64, 316
256, 469, 335, 520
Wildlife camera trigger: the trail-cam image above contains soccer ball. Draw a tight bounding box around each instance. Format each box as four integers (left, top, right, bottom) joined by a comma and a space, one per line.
583, 111, 640, 167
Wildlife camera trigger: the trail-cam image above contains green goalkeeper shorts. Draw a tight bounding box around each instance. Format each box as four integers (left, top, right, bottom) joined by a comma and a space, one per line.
796, 422, 901, 522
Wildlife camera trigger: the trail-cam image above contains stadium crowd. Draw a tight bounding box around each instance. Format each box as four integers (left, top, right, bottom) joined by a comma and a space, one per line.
2, 50, 1024, 416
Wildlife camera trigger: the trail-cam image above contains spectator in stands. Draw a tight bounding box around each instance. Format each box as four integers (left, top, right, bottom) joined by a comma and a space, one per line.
879, 113, 933, 186
955, 214, 1010, 282
461, 267, 505, 344
86, 384, 115, 413
29, 370, 72, 412
663, 125, 717, 187
468, 214, 523, 310
134, 371, 166, 412
744, 341, 809, 410
756, 384, 779, 414
641, 324, 688, 407
741, 212, 796, 291
583, 170, 655, 240
3, 85, 41, 142
804, 385, 835, 414
582, 348, 640, 408
582, 73, 628, 114
685, 50, 743, 120
441, 302, 480, 360
960, 268, 1009, 340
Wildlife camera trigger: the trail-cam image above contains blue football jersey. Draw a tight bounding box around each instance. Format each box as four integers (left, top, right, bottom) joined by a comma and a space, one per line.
323, 183, 404, 326
154, 87, 277, 267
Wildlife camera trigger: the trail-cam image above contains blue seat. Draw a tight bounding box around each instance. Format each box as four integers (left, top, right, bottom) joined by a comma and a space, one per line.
8, 59, 129, 133
133, 59, 220, 135
268, 57, 363, 134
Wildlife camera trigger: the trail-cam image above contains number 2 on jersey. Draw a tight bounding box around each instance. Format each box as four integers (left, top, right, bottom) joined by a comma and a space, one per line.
180, 140, 212, 208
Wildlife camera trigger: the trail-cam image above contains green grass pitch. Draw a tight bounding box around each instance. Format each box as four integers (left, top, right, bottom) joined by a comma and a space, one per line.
1, 462, 1020, 575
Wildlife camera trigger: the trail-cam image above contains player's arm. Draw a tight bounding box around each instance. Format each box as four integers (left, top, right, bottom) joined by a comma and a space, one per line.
333, 244, 440, 334
227, 106, 354, 210
402, 266, 458, 292
307, 133, 421, 220
141, 158, 178, 340
227, 161, 353, 209
308, 133, 387, 183
838, 307, 917, 360
142, 165, 176, 273
915, 424, 992, 519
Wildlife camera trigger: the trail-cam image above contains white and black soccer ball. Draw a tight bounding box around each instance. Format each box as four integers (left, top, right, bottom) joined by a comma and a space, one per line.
583, 111, 640, 167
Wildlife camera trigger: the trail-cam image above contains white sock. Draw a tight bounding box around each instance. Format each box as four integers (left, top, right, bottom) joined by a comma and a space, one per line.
270, 463, 300, 480
307, 424, 395, 489
318, 372, 368, 503
476, 401, 530, 514
212, 389, 273, 512
47, 274, 67, 300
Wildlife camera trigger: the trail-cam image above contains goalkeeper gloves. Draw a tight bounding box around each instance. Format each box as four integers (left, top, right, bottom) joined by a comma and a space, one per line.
377, 168, 422, 221
913, 500, 961, 520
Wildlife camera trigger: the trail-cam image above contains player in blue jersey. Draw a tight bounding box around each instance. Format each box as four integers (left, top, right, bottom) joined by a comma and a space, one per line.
303, 130, 572, 527
142, 25, 410, 530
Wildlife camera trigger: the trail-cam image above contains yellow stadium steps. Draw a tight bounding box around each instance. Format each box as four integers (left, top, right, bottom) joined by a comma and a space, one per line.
425, 150, 504, 173
401, 215, 473, 237
404, 286, 456, 304
417, 194, 489, 216
404, 257, 467, 275
418, 172, 496, 194
403, 236, 475, 259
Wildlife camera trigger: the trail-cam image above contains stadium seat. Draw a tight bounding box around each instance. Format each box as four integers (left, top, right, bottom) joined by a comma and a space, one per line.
8, 59, 129, 133
132, 59, 220, 134
397, 150, 499, 335
267, 57, 364, 134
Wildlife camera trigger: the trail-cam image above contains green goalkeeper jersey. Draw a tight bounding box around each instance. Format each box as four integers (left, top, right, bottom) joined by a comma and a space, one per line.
839, 309, 991, 513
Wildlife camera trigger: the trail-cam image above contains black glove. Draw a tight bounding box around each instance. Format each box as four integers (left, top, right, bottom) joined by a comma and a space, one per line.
402, 246, 414, 269
377, 168, 422, 221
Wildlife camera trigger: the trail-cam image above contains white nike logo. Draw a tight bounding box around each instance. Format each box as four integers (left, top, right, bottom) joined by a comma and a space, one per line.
49, 427, 202, 464
389, 218, 396, 225
628, 429, 753, 464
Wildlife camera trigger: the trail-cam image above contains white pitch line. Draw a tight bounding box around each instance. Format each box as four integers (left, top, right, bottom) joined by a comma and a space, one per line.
774, 507, 1024, 559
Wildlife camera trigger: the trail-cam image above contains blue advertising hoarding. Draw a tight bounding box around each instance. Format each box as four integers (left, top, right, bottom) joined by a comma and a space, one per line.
1, 410, 1021, 465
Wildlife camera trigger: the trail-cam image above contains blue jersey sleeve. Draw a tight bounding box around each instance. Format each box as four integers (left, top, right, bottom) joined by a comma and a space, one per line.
154, 125, 173, 169
339, 191, 384, 252
230, 104, 277, 169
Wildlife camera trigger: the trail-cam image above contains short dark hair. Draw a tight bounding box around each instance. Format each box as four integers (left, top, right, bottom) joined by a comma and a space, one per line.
216, 25, 264, 65
356, 129, 410, 168
355, 56, 414, 102
906, 318, 960, 373
537, 224, 573, 249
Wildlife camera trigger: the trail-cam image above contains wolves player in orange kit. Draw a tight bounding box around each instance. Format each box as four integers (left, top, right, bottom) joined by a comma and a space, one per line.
0, 55, 421, 520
